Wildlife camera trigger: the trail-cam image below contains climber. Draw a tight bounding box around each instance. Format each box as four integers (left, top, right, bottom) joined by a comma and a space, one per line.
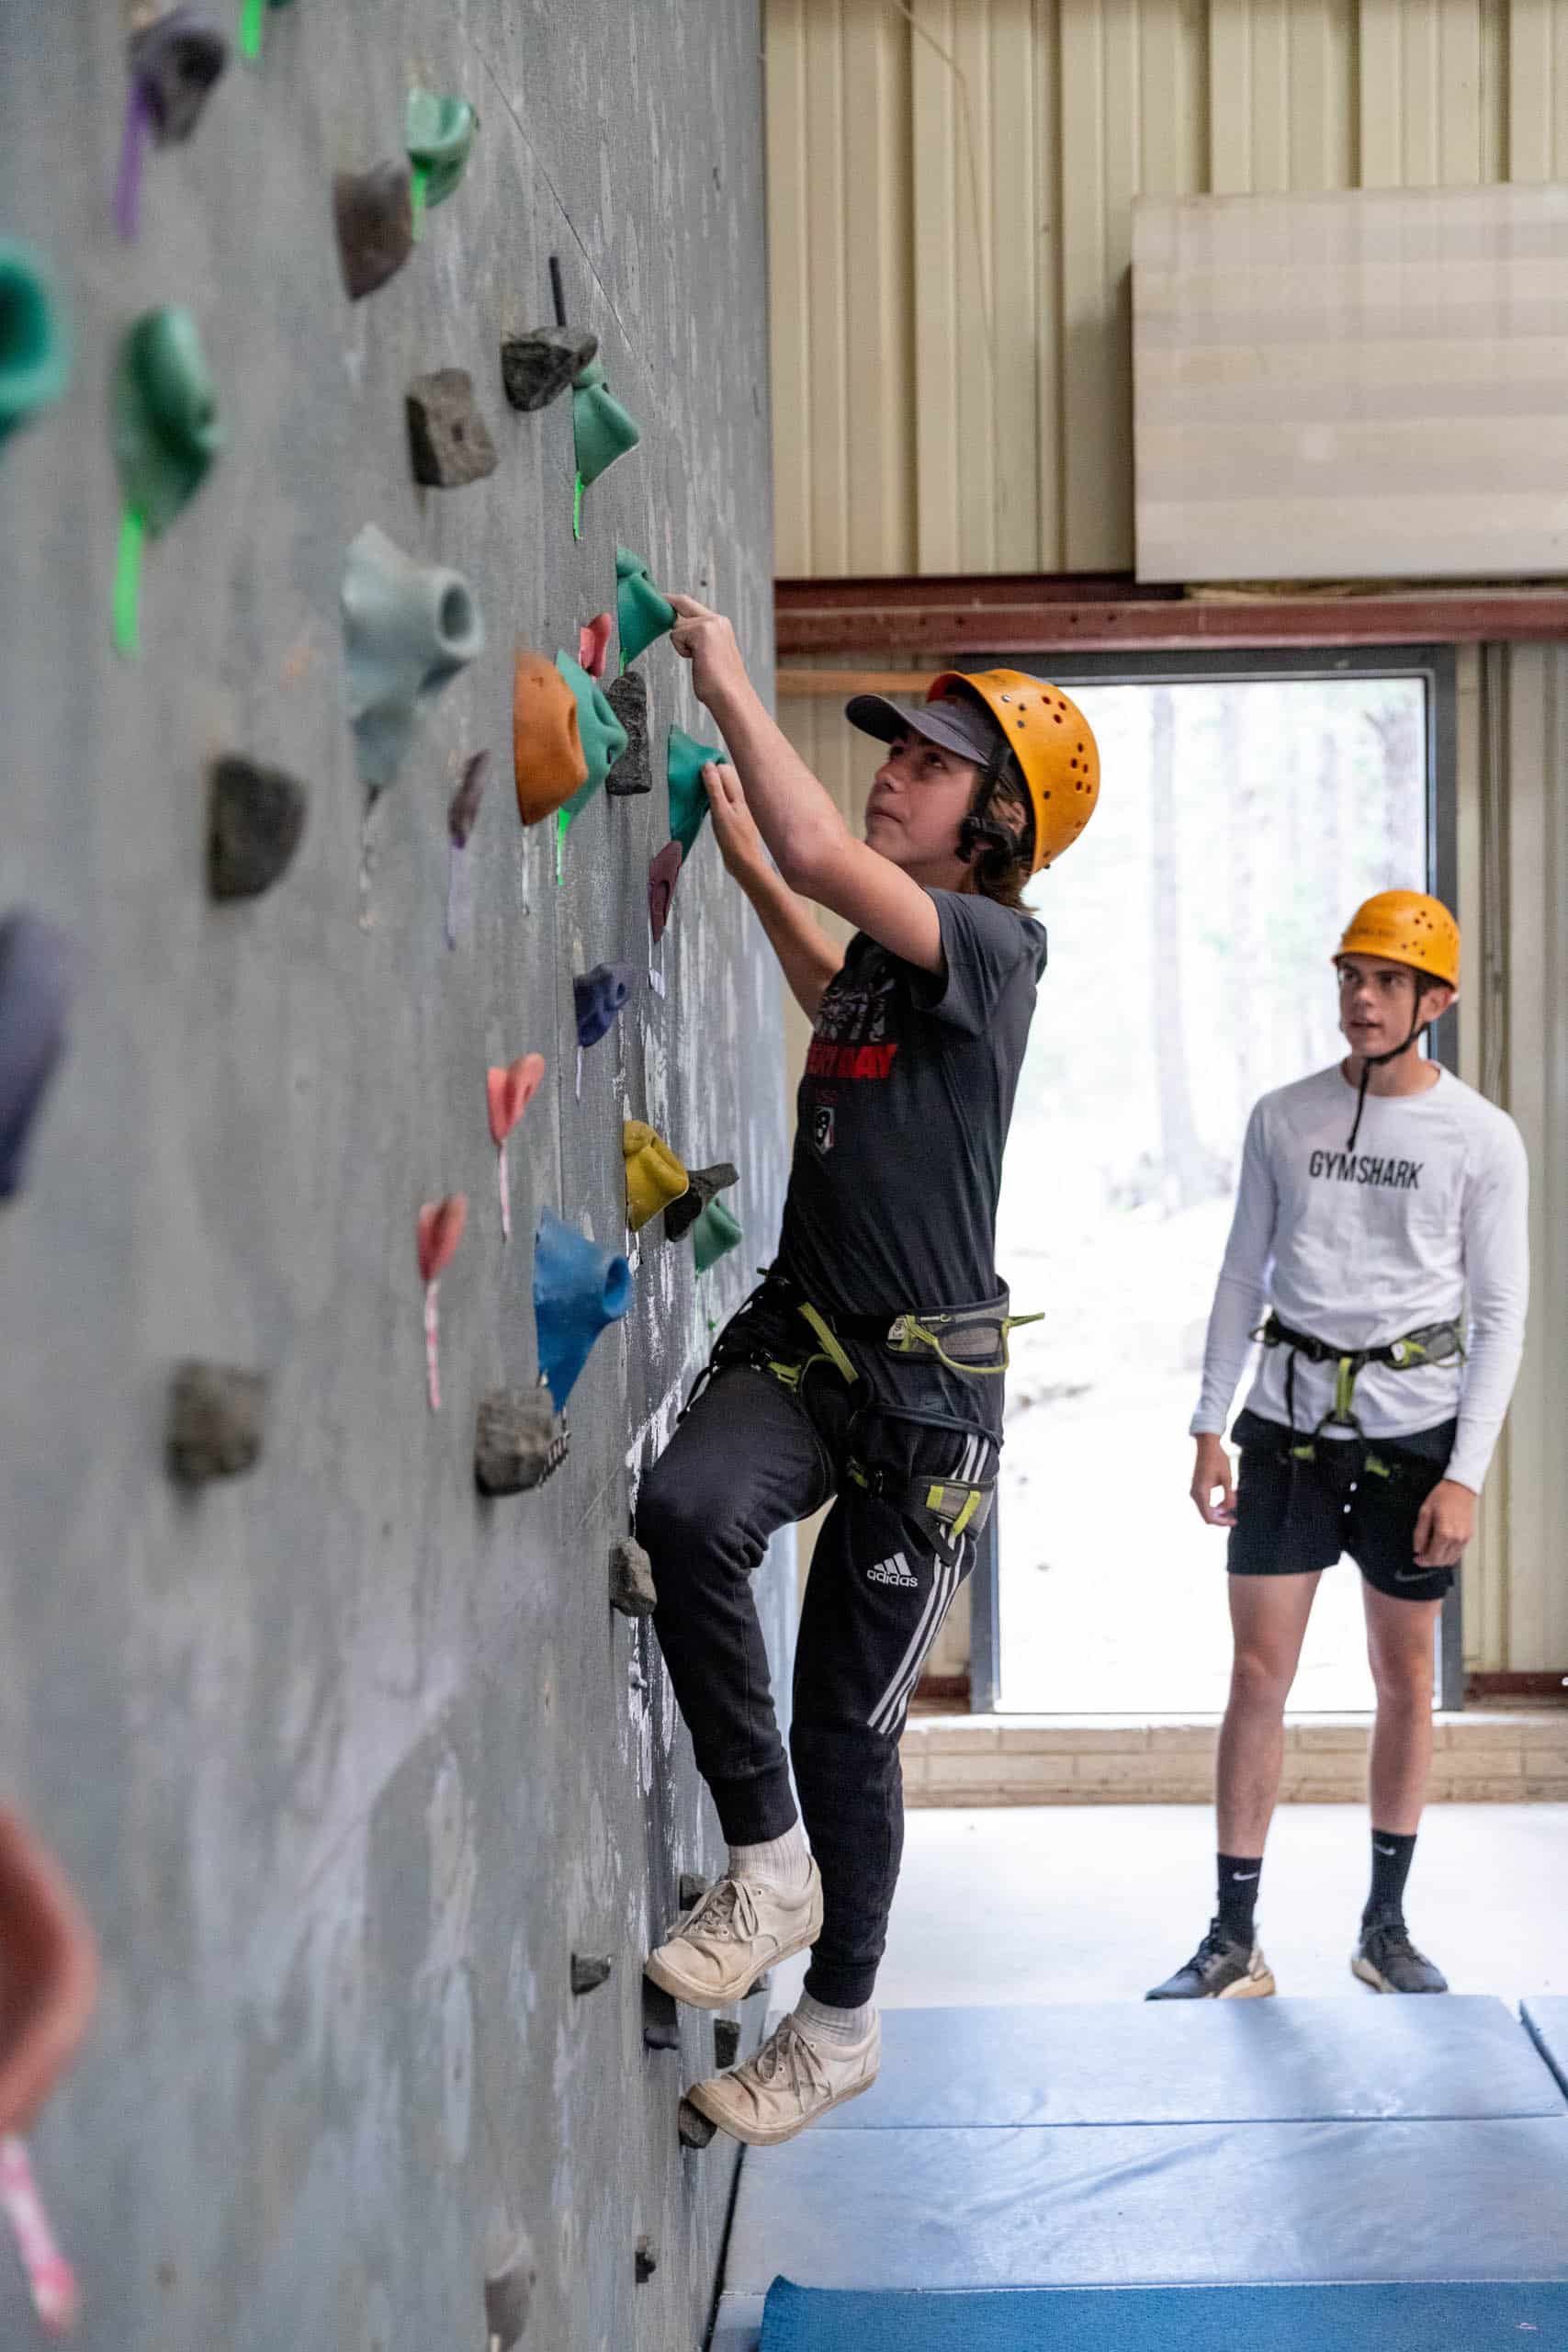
636, 594, 1100, 2144
1148, 893, 1529, 2006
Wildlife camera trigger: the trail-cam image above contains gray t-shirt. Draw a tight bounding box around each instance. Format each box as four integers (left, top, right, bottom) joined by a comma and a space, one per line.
778, 890, 1046, 1327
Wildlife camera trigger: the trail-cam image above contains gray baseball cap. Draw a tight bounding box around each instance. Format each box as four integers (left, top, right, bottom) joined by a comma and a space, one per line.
844, 688, 1000, 767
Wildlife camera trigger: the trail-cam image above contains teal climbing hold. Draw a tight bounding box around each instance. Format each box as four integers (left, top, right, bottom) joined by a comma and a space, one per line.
406, 90, 477, 232
111, 306, 222, 535
0, 243, 71, 447
667, 726, 723, 858
615, 547, 676, 673
534, 1208, 633, 1411
572, 357, 640, 492
691, 1197, 742, 1274
553, 651, 630, 853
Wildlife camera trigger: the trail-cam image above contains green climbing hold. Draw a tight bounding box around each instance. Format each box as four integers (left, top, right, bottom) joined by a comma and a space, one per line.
554, 651, 629, 838
406, 90, 477, 225
615, 547, 676, 673
572, 357, 640, 492
667, 726, 723, 858
111, 306, 222, 535
0, 242, 72, 447
692, 1197, 742, 1274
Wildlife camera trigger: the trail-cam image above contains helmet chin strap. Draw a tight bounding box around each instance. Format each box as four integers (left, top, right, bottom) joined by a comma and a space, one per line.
957, 751, 1020, 880
1344, 1009, 1430, 1153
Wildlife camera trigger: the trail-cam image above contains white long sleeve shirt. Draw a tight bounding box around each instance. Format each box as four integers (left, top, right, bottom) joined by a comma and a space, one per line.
1191, 1065, 1529, 1492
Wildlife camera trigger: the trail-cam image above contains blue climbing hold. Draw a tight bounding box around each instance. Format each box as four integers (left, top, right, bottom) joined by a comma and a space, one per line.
573, 962, 634, 1051
0, 910, 73, 1200
533, 1208, 633, 1410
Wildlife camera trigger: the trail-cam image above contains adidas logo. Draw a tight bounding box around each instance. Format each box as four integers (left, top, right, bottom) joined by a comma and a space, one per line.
867, 1551, 919, 1589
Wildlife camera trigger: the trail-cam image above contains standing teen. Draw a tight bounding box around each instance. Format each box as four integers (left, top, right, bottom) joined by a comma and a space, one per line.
637, 598, 1100, 2143
1149, 893, 1528, 2001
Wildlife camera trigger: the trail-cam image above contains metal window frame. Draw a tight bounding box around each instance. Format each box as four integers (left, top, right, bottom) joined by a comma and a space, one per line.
966, 642, 1462, 1715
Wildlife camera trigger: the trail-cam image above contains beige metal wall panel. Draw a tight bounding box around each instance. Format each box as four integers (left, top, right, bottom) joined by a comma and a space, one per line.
1133, 184, 1568, 582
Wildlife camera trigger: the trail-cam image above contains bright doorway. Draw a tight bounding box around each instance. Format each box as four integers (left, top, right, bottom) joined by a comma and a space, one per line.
993, 657, 1439, 1715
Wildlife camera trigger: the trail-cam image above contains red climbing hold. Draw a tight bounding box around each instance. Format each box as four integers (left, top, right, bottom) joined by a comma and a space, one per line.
578, 612, 613, 681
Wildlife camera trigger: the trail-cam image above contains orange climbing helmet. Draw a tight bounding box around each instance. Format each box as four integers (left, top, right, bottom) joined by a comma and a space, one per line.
1335, 891, 1461, 990
846, 669, 1100, 876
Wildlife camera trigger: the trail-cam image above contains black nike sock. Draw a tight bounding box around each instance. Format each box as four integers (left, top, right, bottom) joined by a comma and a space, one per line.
1365, 1829, 1417, 1925
1217, 1853, 1263, 1948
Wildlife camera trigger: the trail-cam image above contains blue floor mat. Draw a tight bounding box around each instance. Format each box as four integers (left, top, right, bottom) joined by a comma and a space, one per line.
758, 2278, 1568, 2351
816, 1998, 1565, 2128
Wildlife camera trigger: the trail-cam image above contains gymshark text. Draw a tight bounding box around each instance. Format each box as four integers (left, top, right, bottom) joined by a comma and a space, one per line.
1307, 1151, 1423, 1188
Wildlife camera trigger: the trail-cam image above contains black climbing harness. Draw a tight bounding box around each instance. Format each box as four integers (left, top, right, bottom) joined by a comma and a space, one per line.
1256, 1309, 1466, 1496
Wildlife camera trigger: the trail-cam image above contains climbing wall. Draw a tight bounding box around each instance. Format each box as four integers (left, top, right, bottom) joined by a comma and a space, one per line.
0, 3, 784, 2345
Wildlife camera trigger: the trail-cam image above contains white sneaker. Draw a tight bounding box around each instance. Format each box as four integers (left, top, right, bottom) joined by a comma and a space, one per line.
644, 1863, 823, 2010
685, 2009, 880, 2146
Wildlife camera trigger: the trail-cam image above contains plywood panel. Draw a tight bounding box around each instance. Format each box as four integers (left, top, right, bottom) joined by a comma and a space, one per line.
1134, 183, 1568, 582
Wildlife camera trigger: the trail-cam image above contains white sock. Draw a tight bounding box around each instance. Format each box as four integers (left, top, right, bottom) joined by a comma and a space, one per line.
794, 1992, 874, 2046
728, 1823, 811, 1892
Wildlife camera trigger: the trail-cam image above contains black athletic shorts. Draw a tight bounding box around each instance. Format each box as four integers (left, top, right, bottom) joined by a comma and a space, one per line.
1227, 1409, 1459, 1602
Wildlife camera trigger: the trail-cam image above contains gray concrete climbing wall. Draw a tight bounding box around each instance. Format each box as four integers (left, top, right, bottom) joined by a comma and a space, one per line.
0, 4, 786, 2345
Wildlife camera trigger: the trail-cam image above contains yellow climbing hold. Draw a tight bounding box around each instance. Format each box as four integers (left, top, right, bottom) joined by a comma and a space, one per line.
623, 1121, 689, 1233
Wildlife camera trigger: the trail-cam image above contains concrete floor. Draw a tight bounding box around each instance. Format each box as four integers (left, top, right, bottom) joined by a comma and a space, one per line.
773, 1804, 1568, 2010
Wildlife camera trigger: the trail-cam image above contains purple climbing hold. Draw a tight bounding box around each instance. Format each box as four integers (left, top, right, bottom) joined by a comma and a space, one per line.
447, 749, 491, 848
572, 962, 634, 1052
130, 8, 229, 141
647, 841, 683, 946
0, 910, 73, 1201
533, 1207, 632, 1411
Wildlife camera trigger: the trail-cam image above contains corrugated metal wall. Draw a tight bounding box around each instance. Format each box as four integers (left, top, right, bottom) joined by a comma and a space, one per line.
766, 2, 1568, 1672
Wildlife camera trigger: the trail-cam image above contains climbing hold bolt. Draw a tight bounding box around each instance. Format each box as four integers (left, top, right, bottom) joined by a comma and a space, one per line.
416, 1195, 468, 1413
677, 2099, 716, 2149
405, 368, 497, 489
207, 755, 307, 900
615, 547, 677, 673
474, 1388, 569, 1496
577, 612, 613, 682
342, 525, 483, 790
333, 163, 414, 301
165, 1362, 268, 1485
572, 964, 634, 1053
692, 1197, 742, 1275
647, 842, 683, 947
0, 911, 73, 1202
664, 1161, 738, 1245
622, 1122, 688, 1234
513, 649, 587, 826
482, 2239, 536, 2350
667, 726, 724, 858
533, 1209, 632, 1412
604, 673, 651, 797
634, 2238, 658, 2286
488, 1054, 545, 1241
0, 243, 71, 447
500, 326, 598, 413
405, 91, 477, 228
713, 2018, 741, 2069
608, 1535, 659, 1619
570, 1955, 612, 1996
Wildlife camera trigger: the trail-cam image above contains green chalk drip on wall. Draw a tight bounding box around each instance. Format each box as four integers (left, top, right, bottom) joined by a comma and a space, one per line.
572, 473, 584, 542
239, 0, 265, 60
410, 164, 429, 240
556, 807, 567, 885
112, 506, 144, 659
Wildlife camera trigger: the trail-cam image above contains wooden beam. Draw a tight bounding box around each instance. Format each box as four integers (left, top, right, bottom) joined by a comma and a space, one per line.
777, 669, 935, 698
775, 573, 1568, 658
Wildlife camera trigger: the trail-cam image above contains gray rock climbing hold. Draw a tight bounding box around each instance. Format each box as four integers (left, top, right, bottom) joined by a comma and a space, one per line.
406, 368, 498, 489
207, 755, 307, 899
678, 2098, 716, 2149
643, 1983, 681, 2051
664, 1161, 739, 1244
570, 1954, 612, 1996
474, 1389, 569, 1496
333, 163, 414, 301
482, 2240, 537, 2349
678, 1872, 709, 1913
166, 1361, 267, 1486
341, 524, 484, 791
604, 672, 651, 797
713, 2018, 741, 2069
499, 326, 598, 413
634, 2236, 658, 2285
608, 1536, 658, 1619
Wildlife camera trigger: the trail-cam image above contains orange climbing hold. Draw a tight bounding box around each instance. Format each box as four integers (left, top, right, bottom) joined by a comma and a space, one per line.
513, 648, 587, 825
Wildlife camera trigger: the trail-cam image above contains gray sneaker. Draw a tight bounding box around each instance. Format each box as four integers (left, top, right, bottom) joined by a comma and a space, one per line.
1145, 1917, 1277, 2000
684, 2009, 879, 2147
644, 1863, 823, 2010
1352, 1917, 1448, 1995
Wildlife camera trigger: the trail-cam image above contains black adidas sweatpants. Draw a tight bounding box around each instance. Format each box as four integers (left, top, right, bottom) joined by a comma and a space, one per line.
636, 1283, 996, 2010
